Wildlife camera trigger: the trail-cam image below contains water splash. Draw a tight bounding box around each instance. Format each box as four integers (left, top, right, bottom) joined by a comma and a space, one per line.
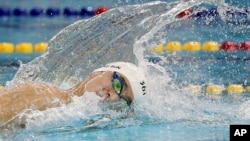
11, 1, 183, 86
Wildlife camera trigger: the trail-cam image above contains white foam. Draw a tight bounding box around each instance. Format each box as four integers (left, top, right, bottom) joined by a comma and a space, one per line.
21, 92, 103, 130
238, 100, 250, 119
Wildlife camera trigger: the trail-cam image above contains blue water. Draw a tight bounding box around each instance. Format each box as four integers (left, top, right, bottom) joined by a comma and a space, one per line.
1, 0, 250, 140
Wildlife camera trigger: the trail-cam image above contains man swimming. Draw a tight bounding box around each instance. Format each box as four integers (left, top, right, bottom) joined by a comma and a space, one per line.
0, 62, 147, 123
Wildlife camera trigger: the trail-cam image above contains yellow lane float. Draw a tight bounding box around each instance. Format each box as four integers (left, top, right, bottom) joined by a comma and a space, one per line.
184, 41, 201, 51
206, 84, 223, 95
227, 84, 244, 93
0, 42, 15, 53
166, 41, 182, 51
16, 42, 33, 53
34, 42, 48, 53
202, 41, 220, 51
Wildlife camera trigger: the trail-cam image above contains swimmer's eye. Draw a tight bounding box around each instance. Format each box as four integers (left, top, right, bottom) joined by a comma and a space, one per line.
112, 71, 123, 95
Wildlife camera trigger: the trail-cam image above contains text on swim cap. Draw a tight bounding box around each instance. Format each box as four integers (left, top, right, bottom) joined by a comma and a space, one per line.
140, 81, 146, 95
107, 65, 121, 69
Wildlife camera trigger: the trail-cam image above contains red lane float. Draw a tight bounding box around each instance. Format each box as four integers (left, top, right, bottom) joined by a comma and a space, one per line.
95, 6, 109, 15
221, 41, 239, 51
240, 41, 250, 51
176, 8, 193, 18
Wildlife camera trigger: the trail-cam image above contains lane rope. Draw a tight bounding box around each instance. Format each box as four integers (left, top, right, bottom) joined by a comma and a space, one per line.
0, 42, 48, 53
152, 41, 250, 52
177, 6, 249, 19
186, 84, 250, 95
0, 6, 109, 17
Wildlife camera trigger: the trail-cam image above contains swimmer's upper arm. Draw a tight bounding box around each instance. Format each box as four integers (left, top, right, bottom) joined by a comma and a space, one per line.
0, 82, 71, 122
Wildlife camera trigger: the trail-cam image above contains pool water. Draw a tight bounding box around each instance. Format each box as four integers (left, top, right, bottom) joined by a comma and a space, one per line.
1, 0, 250, 140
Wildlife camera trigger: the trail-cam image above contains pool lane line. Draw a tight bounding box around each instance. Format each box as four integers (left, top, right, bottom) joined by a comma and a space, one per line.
0, 6, 109, 17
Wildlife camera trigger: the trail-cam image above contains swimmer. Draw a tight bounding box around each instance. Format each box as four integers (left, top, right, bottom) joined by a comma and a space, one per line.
0, 62, 147, 123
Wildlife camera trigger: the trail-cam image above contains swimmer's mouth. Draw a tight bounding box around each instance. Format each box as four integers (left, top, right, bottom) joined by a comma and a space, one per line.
95, 92, 102, 97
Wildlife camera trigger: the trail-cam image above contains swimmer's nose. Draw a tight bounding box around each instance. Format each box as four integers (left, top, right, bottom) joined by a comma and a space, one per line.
106, 91, 121, 101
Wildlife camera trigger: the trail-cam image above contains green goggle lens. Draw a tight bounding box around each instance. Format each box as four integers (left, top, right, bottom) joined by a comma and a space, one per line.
112, 72, 123, 94
112, 79, 122, 94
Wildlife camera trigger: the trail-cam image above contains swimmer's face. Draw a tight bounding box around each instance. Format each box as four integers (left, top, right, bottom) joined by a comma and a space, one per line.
85, 71, 134, 105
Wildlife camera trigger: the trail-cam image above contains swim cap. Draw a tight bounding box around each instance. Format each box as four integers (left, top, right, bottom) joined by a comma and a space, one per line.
94, 62, 147, 102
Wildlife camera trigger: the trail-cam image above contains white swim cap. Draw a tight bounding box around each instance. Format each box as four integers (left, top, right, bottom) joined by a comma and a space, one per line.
94, 62, 147, 102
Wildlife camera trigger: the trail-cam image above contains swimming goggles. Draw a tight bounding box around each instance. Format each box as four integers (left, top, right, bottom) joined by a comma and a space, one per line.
112, 71, 123, 95
112, 71, 131, 105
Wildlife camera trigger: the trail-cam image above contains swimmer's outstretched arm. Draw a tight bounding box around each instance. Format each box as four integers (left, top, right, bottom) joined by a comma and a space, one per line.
0, 82, 72, 122
0, 71, 118, 123
0, 76, 92, 122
